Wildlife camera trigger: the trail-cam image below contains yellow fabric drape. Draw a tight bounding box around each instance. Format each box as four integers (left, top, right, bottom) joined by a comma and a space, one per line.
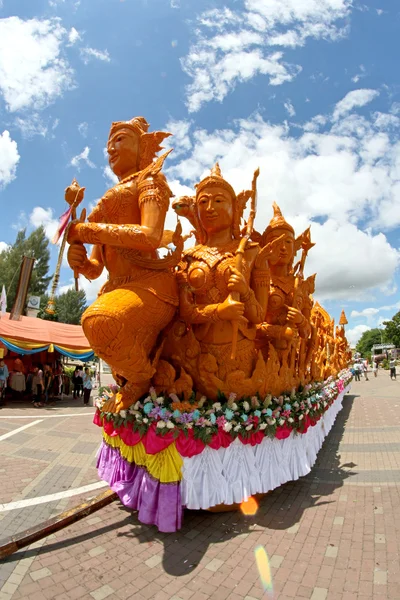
103, 432, 183, 483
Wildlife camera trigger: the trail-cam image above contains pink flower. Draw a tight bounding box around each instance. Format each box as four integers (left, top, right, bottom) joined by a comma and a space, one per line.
216, 415, 226, 427
282, 410, 291, 418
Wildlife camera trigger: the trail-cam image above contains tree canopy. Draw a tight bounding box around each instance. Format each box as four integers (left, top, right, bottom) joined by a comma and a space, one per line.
383, 311, 400, 348
39, 289, 87, 325
0, 226, 51, 311
355, 328, 383, 356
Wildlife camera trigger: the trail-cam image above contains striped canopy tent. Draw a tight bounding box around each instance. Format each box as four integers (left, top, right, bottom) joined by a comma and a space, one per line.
0, 313, 94, 361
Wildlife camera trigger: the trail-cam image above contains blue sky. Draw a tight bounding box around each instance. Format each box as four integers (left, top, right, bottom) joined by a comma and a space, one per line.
0, 0, 399, 345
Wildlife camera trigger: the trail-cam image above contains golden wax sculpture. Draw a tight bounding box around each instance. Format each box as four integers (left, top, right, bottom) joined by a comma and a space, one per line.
67, 116, 350, 412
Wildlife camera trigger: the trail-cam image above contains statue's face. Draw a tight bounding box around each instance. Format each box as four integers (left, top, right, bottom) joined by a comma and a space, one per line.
107, 129, 140, 178
267, 228, 295, 266
197, 185, 234, 235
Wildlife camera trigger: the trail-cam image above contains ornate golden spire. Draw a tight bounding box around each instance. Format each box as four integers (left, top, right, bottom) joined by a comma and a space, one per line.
195, 162, 236, 200
264, 202, 295, 238
339, 309, 348, 326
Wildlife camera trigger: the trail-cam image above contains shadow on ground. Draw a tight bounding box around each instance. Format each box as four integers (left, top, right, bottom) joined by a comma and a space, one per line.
4, 394, 359, 576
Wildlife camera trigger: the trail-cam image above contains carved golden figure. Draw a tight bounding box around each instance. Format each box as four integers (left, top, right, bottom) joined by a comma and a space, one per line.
162, 164, 271, 400
255, 204, 314, 391
67, 117, 182, 411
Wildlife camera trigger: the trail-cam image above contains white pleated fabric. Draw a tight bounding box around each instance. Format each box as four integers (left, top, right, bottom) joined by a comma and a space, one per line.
181, 386, 350, 509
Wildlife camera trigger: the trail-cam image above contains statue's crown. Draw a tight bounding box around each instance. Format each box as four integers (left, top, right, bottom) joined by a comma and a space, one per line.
195, 163, 236, 200
109, 117, 150, 138
264, 202, 294, 238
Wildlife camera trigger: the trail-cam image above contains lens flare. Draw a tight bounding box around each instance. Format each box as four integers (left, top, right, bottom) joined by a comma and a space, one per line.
254, 545, 273, 594
240, 496, 258, 516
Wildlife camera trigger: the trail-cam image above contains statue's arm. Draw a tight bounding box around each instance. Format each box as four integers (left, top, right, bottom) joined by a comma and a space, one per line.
179, 285, 220, 324
67, 175, 168, 251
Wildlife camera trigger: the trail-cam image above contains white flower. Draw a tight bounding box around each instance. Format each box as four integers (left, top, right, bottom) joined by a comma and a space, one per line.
263, 394, 272, 407
267, 417, 276, 425
223, 422, 233, 432
187, 423, 193, 429
234, 424, 241, 432
119, 410, 127, 419
298, 414, 304, 421
204, 419, 211, 426
143, 396, 152, 404
166, 421, 174, 429
143, 418, 149, 424
293, 402, 299, 409
231, 403, 238, 410
243, 401, 250, 412
133, 401, 141, 411
279, 418, 285, 426
259, 423, 267, 430
157, 421, 166, 429
288, 417, 294, 423
305, 409, 309, 415
316, 403, 320, 409
113, 412, 119, 417
245, 424, 253, 431
156, 396, 164, 405
212, 402, 222, 411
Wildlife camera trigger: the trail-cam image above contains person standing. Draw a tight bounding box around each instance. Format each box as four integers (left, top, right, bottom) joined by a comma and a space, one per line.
44, 365, 53, 405
363, 362, 369, 381
389, 358, 396, 380
82, 367, 92, 406
0, 359, 9, 406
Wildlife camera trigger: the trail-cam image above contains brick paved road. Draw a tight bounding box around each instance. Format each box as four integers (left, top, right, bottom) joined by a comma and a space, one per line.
0, 374, 400, 599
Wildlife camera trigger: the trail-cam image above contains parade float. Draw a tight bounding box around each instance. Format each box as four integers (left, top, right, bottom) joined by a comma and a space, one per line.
62, 116, 352, 532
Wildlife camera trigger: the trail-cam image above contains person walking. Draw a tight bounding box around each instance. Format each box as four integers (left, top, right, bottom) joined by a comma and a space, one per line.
44, 364, 54, 405
354, 362, 361, 381
33, 365, 44, 407
372, 360, 378, 378
82, 367, 92, 406
389, 358, 396, 380
363, 362, 369, 381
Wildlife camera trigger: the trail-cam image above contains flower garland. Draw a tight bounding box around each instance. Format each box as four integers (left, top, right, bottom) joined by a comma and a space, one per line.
94, 369, 353, 446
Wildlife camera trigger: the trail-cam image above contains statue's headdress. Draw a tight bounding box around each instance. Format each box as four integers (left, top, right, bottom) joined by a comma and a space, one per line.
263, 202, 295, 239
195, 163, 236, 201
108, 117, 171, 171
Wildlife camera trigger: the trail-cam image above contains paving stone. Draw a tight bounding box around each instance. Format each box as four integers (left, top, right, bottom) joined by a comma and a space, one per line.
205, 559, 224, 572
374, 570, 388, 585
310, 587, 328, 600
88, 546, 106, 557
90, 585, 115, 600
145, 555, 162, 568
30, 567, 53, 581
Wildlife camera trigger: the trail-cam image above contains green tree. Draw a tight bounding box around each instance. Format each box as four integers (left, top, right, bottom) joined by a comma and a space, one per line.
383, 311, 400, 348
0, 226, 51, 311
356, 328, 383, 356
38, 289, 87, 325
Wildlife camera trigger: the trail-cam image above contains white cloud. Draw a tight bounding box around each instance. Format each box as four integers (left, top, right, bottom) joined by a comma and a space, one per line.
0, 17, 75, 112
346, 324, 370, 346
182, 0, 352, 111
351, 64, 366, 83
14, 114, 48, 138
284, 99, 296, 117
102, 165, 118, 186
165, 98, 400, 301
351, 308, 380, 319
0, 131, 20, 189
68, 27, 81, 45
29, 206, 59, 241
80, 47, 110, 65
70, 146, 95, 169
0, 242, 10, 253
333, 88, 380, 121
59, 269, 107, 302
164, 119, 192, 157
78, 122, 88, 137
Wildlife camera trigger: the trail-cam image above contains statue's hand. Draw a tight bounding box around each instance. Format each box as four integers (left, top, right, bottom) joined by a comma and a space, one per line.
217, 296, 245, 321
286, 306, 305, 326
227, 267, 248, 297
67, 242, 87, 272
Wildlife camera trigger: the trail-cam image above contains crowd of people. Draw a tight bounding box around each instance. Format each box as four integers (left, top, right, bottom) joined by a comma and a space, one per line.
351, 357, 397, 381
0, 358, 95, 408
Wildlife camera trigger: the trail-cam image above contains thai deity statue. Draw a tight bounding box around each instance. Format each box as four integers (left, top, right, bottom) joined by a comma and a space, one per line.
256, 204, 314, 391
160, 164, 272, 400
66, 117, 182, 412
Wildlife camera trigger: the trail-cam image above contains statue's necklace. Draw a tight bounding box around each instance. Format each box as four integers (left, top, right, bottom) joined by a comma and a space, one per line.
117, 171, 140, 186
